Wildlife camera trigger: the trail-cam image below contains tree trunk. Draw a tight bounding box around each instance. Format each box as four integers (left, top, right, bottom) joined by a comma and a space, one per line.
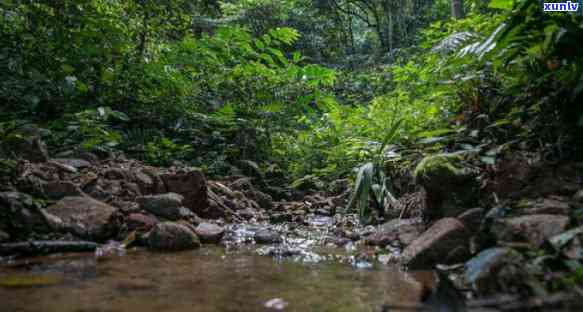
452, 0, 464, 19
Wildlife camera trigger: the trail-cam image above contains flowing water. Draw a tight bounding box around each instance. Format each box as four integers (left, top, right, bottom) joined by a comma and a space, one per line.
0, 247, 432, 312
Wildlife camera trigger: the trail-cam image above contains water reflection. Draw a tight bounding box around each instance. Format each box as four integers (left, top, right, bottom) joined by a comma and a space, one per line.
0, 248, 428, 312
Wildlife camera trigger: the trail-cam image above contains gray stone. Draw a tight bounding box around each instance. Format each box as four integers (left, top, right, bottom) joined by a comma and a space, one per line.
147, 222, 200, 251
491, 214, 570, 247
517, 197, 571, 215
572, 189, 583, 204
0, 230, 10, 242
465, 248, 526, 296
127, 213, 159, 231
194, 222, 225, 244
252, 190, 274, 210
45, 196, 118, 241
401, 218, 469, 269
160, 169, 208, 216
254, 229, 282, 244
457, 208, 484, 232
137, 193, 187, 220
103, 168, 132, 180
43, 181, 83, 200
376, 218, 424, 246
0, 192, 49, 240
51, 158, 91, 170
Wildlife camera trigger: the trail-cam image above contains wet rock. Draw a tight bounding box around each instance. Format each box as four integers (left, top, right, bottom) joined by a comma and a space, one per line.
147, 222, 200, 251
51, 158, 91, 170
8, 126, 49, 162
54, 150, 98, 163
517, 197, 571, 215
548, 226, 583, 251
331, 237, 352, 247
457, 208, 484, 232
137, 193, 189, 221
102, 168, 129, 180
133, 167, 167, 195
251, 190, 274, 210
127, 213, 159, 231
365, 231, 397, 247
160, 169, 208, 216
239, 208, 258, 220
573, 189, 583, 204
315, 208, 333, 216
270, 212, 292, 223
194, 222, 224, 244
491, 214, 569, 247
0, 230, 9, 243
43, 181, 83, 200
134, 171, 155, 194
0, 192, 49, 240
401, 218, 469, 269
413, 154, 479, 220
254, 229, 282, 244
465, 247, 526, 296
122, 182, 141, 197
45, 196, 118, 241
379, 218, 424, 246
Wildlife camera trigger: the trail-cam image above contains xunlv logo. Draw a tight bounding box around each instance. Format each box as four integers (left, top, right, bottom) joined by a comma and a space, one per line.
544, 1, 580, 11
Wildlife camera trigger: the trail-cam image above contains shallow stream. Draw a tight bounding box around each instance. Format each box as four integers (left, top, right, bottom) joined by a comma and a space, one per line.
0, 246, 431, 312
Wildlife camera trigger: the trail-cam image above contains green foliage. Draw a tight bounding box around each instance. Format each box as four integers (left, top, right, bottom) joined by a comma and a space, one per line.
64, 107, 128, 152
345, 119, 402, 224
145, 137, 193, 166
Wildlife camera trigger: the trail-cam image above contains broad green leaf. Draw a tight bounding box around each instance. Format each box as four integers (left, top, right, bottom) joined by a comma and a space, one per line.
489, 0, 514, 10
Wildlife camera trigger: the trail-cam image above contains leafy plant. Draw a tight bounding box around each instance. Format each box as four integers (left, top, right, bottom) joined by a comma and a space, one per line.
345, 118, 402, 224
65, 107, 128, 152
145, 136, 192, 166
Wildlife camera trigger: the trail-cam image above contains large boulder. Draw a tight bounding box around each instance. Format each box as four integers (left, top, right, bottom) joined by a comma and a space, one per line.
413, 154, 478, 220
147, 222, 201, 251
491, 214, 569, 247
44, 196, 119, 241
136, 193, 192, 220
465, 247, 527, 296
0, 192, 50, 240
401, 218, 469, 269
160, 169, 208, 216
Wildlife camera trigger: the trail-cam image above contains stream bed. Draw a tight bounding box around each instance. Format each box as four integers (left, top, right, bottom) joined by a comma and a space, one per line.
0, 246, 431, 312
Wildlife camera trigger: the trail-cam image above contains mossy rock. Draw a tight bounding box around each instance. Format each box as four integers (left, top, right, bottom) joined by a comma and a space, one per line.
413, 153, 478, 220
414, 154, 462, 183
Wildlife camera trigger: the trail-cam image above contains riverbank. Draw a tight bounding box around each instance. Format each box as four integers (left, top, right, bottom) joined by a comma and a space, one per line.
1, 131, 583, 310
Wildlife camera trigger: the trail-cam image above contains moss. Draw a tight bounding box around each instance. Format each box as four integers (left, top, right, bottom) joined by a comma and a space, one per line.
413, 153, 463, 180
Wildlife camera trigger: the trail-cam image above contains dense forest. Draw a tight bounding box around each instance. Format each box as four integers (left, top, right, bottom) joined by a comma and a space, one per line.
1, 0, 583, 310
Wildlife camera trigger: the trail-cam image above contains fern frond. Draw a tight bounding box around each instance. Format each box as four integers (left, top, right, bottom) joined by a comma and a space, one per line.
432, 32, 479, 55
